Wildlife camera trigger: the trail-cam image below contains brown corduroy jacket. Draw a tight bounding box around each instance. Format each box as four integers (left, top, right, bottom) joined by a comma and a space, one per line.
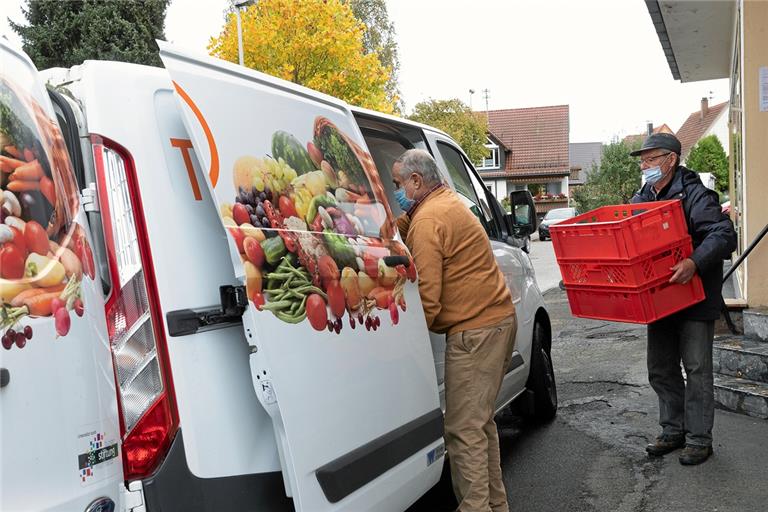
397, 187, 515, 335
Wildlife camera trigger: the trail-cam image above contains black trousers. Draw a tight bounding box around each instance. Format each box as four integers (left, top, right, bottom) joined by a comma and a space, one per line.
647, 317, 715, 447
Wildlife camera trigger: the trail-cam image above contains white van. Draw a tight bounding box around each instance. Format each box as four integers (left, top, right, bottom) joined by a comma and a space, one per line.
0, 40, 555, 512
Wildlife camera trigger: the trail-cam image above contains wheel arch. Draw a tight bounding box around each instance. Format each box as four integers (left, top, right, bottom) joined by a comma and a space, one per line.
534, 307, 552, 355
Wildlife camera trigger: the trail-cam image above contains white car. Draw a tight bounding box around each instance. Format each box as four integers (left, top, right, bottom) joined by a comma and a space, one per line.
0, 40, 555, 512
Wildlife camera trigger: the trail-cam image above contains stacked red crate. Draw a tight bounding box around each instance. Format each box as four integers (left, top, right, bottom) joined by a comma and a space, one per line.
550, 200, 705, 324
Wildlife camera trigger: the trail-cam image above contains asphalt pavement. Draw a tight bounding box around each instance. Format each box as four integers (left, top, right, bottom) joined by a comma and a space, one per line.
410, 288, 768, 512
527, 236, 562, 293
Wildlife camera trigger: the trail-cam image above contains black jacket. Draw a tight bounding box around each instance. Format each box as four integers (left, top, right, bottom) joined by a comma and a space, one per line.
631, 165, 736, 321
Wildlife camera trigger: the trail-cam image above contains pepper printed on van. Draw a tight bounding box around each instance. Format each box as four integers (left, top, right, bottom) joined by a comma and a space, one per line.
221, 116, 414, 333
0, 77, 95, 348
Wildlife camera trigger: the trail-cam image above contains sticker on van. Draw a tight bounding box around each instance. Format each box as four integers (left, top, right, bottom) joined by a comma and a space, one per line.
1, 77, 96, 349
221, 117, 416, 334
427, 443, 445, 467
77, 429, 119, 486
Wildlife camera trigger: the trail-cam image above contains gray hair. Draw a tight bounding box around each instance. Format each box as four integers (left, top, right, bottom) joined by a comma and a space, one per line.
395, 149, 442, 187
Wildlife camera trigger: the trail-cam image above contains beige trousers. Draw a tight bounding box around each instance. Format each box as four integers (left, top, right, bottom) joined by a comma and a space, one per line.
444, 315, 517, 512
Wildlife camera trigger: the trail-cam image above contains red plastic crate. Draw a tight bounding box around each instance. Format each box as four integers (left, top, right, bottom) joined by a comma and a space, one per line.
550, 200, 689, 261
564, 275, 705, 324
558, 237, 693, 288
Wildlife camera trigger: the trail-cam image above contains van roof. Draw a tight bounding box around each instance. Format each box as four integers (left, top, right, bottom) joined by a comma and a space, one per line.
40, 50, 453, 144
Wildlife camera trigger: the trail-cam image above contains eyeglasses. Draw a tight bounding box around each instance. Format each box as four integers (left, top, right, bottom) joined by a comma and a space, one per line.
393, 174, 415, 190
640, 152, 672, 165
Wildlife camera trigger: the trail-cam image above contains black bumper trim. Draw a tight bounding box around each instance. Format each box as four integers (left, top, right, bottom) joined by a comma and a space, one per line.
316, 407, 444, 503
142, 430, 294, 512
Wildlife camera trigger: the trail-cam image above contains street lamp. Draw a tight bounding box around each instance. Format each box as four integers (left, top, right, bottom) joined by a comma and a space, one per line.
232, 0, 255, 67
469, 89, 475, 110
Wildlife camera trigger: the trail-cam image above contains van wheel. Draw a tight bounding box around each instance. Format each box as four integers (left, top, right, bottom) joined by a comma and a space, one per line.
526, 322, 557, 421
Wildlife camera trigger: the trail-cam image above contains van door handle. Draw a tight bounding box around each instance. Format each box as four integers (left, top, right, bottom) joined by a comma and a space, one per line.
383, 255, 410, 268
0, 368, 9, 388
166, 285, 248, 337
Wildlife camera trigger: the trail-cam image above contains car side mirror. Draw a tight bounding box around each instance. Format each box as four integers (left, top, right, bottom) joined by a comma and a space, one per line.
508, 190, 537, 237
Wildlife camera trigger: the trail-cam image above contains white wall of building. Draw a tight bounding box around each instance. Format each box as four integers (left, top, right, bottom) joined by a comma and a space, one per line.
710, 109, 730, 155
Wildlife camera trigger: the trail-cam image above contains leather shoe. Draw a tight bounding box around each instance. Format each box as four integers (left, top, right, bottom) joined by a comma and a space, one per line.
645, 434, 685, 456
679, 444, 713, 465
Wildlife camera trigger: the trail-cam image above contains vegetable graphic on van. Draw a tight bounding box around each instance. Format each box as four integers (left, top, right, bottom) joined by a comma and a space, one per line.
220, 119, 413, 333
0, 77, 94, 349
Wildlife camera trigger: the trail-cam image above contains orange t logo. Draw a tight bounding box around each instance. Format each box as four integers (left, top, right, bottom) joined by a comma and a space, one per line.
170, 138, 202, 201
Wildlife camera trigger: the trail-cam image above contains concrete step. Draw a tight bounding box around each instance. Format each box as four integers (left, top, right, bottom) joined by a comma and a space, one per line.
714, 374, 768, 419
744, 308, 768, 342
713, 336, 768, 383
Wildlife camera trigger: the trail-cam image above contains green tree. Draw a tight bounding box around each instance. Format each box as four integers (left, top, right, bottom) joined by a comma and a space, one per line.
9, 0, 170, 69
345, 0, 402, 113
408, 98, 489, 164
685, 134, 729, 192
209, 0, 394, 113
573, 139, 641, 212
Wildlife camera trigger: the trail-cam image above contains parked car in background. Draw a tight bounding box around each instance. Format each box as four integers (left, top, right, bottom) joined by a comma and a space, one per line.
538, 207, 577, 240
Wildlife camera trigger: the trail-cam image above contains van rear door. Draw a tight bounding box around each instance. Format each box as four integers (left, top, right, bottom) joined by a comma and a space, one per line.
159, 42, 443, 511
0, 41, 122, 511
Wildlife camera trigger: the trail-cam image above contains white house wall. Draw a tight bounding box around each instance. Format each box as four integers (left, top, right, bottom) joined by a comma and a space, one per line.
710, 110, 730, 155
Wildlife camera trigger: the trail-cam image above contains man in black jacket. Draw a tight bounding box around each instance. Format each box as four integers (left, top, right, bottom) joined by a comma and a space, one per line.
630, 133, 736, 465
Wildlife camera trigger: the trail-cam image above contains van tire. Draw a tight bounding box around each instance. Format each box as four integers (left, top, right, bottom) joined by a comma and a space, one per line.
526, 322, 557, 421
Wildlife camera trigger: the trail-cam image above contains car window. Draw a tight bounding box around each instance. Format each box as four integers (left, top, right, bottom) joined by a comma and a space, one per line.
545, 208, 575, 220
360, 131, 414, 217
436, 141, 501, 240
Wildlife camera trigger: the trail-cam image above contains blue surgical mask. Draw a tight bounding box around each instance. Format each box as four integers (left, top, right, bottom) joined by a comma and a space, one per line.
395, 187, 415, 211
643, 166, 663, 185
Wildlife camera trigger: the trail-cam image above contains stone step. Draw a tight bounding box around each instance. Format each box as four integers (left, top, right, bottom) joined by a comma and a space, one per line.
713, 336, 768, 383
714, 374, 768, 419
744, 308, 768, 342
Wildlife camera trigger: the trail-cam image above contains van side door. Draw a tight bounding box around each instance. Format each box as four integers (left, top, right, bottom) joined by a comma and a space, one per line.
159, 42, 443, 511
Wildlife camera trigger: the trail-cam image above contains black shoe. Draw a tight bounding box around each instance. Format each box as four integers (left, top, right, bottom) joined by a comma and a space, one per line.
679, 445, 713, 465
645, 434, 685, 456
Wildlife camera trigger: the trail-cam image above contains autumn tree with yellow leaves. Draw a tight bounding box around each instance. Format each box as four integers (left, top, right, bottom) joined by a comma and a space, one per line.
209, 0, 395, 113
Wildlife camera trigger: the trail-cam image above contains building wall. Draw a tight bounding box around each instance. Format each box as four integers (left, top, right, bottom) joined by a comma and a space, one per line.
742, 0, 768, 306
709, 111, 730, 155
483, 178, 509, 203
495, 179, 507, 202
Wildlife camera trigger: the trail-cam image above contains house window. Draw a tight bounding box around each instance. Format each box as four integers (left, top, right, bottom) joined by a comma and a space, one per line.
476, 138, 499, 170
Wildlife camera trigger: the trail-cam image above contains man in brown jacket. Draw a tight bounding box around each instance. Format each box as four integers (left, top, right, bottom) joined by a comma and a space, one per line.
393, 149, 516, 512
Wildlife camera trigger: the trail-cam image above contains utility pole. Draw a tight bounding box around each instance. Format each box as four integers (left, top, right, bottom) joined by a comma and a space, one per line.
233, 0, 256, 67
482, 88, 490, 112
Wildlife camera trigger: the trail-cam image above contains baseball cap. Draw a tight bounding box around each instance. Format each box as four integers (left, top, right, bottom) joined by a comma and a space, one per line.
629, 133, 682, 157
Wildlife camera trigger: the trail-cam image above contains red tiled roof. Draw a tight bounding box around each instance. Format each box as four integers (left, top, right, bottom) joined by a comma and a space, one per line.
676, 101, 728, 159
480, 105, 569, 174
479, 169, 570, 179
623, 124, 674, 147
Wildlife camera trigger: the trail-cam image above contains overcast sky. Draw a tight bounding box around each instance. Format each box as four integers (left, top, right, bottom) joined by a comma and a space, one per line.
2, 0, 729, 143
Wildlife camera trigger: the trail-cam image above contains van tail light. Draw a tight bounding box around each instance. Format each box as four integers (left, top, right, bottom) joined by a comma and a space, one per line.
91, 135, 179, 481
